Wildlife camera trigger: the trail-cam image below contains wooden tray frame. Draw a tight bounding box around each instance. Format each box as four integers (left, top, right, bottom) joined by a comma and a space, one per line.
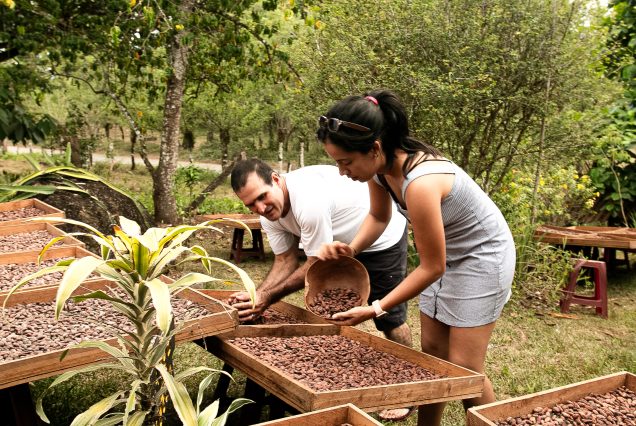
0, 199, 65, 228
0, 222, 85, 262
209, 325, 484, 412
254, 403, 382, 425
0, 246, 102, 296
196, 289, 329, 327
0, 281, 238, 389
467, 371, 636, 426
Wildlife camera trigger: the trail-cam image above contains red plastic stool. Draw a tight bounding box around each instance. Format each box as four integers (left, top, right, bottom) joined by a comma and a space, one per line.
560, 259, 608, 318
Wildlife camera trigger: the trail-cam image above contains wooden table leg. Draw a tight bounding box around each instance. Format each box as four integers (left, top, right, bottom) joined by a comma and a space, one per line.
212, 363, 234, 402
230, 228, 245, 263
0, 383, 44, 426
239, 378, 266, 425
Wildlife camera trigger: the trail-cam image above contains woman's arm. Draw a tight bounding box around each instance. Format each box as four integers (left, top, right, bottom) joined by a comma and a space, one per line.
330, 175, 448, 325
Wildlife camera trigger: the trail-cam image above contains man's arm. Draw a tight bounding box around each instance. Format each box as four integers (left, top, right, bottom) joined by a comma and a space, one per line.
229, 248, 318, 321
258, 248, 303, 305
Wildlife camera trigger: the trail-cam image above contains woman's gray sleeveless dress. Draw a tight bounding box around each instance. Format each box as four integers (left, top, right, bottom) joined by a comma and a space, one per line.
383, 161, 515, 327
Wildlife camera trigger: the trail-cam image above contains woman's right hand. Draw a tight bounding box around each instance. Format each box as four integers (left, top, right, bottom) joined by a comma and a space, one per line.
317, 241, 356, 260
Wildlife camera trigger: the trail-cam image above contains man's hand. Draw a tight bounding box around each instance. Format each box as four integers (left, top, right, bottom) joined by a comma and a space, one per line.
227, 290, 270, 323
328, 305, 375, 326
317, 241, 356, 260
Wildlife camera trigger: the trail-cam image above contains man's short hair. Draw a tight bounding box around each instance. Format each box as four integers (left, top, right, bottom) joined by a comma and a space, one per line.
231, 158, 275, 192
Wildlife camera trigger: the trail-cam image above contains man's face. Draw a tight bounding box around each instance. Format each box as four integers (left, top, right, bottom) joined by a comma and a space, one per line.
235, 171, 287, 221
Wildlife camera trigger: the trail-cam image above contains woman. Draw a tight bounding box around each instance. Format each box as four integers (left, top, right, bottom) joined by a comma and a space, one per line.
316, 89, 515, 426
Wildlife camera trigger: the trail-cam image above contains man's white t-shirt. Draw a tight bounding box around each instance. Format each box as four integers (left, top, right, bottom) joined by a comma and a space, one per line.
261, 165, 407, 257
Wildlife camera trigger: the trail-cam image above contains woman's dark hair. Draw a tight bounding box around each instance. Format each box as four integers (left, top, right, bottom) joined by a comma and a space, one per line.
316, 89, 441, 176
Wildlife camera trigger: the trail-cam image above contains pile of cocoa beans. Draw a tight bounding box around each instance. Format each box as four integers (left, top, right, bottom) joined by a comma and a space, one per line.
0, 258, 76, 292
251, 309, 306, 325
308, 287, 361, 318
495, 386, 636, 425
0, 230, 62, 253
0, 207, 44, 222
229, 335, 442, 391
0, 287, 211, 362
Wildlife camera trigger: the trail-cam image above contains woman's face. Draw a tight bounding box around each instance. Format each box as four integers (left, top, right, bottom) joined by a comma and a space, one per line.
323, 140, 379, 182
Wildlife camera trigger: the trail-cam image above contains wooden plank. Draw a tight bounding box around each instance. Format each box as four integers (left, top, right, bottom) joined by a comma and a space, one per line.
572, 226, 636, 235
0, 281, 238, 389
0, 199, 65, 228
208, 325, 484, 412
254, 403, 383, 425
467, 371, 635, 426
196, 289, 329, 326
533, 232, 636, 249
0, 245, 95, 266
196, 213, 262, 229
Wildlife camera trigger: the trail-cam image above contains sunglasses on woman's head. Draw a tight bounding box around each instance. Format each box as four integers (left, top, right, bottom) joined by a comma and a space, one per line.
318, 115, 371, 133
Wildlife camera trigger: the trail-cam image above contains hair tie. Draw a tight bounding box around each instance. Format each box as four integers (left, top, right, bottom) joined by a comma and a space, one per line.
365, 96, 378, 105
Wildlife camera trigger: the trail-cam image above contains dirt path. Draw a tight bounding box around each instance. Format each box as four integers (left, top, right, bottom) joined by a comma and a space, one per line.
5, 144, 222, 172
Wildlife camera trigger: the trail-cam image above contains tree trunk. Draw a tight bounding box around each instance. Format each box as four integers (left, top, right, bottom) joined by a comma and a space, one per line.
69, 135, 82, 167
130, 130, 137, 171
187, 152, 245, 216
220, 127, 230, 171
299, 139, 305, 168
151, 0, 194, 225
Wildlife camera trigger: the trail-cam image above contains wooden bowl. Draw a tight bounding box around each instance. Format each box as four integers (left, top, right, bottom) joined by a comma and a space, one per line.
304, 256, 370, 316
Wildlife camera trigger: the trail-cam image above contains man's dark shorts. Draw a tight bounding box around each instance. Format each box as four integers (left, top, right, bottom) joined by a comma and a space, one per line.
355, 226, 408, 332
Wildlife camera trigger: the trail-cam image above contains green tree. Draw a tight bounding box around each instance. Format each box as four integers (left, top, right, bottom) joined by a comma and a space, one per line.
1, 0, 307, 225
295, 0, 619, 192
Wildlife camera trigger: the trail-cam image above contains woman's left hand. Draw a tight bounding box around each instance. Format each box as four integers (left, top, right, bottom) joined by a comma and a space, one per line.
328, 305, 376, 326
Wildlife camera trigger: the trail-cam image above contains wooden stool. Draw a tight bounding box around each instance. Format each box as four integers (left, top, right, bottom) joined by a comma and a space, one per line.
560, 259, 608, 318
230, 228, 265, 264
195, 214, 266, 264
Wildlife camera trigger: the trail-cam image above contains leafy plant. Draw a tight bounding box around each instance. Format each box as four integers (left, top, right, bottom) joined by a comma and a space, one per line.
5, 216, 256, 425
175, 165, 206, 213
589, 104, 636, 226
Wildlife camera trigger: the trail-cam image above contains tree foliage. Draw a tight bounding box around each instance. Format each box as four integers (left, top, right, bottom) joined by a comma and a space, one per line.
296, 0, 619, 192
2, 0, 308, 224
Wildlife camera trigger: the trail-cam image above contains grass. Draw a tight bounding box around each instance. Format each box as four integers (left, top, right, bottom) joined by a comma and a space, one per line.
29, 232, 636, 425
4, 156, 633, 425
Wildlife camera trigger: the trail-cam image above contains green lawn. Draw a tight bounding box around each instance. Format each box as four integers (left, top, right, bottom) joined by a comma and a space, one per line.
30, 232, 635, 425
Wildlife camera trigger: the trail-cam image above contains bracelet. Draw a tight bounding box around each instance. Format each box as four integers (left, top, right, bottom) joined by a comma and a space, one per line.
372, 300, 388, 318
350, 246, 358, 256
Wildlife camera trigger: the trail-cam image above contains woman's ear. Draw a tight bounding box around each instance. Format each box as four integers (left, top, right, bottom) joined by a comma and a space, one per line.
373, 140, 383, 156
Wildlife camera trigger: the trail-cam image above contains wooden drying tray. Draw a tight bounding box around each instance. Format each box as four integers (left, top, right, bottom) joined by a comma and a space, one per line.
254, 403, 382, 425
0, 280, 238, 390
0, 222, 85, 262
0, 199, 65, 228
196, 213, 262, 229
467, 371, 635, 426
0, 245, 101, 296
197, 289, 329, 328
208, 325, 484, 413
534, 225, 636, 249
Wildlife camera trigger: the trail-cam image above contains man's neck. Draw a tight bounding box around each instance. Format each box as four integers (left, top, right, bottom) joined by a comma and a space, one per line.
280, 175, 291, 217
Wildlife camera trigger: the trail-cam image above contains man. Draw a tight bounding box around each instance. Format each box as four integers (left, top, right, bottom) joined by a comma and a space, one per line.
228, 158, 412, 348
